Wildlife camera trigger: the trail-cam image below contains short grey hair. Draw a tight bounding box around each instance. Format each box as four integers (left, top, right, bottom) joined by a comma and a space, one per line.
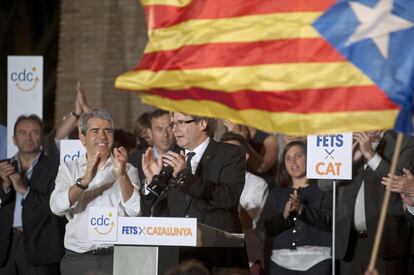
78, 108, 114, 135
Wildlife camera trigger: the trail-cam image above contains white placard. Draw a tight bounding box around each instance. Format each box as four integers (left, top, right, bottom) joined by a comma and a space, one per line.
60, 140, 85, 164
306, 133, 352, 180
88, 207, 197, 247
116, 217, 197, 246
88, 207, 118, 242
7, 56, 43, 158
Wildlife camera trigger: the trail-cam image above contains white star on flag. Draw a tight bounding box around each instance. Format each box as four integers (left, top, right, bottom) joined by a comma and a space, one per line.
346, 0, 414, 58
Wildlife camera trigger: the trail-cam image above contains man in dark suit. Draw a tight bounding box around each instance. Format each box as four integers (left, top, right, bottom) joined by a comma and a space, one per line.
142, 112, 245, 232
128, 109, 176, 216
142, 112, 247, 269
0, 115, 65, 275
336, 131, 414, 275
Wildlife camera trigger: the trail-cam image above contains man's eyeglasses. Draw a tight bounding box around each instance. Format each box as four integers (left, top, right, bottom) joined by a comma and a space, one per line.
169, 119, 196, 128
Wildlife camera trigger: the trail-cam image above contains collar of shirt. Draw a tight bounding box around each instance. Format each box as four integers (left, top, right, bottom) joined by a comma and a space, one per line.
12, 151, 41, 180
185, 137, 210, 173
153, 146, 161, 160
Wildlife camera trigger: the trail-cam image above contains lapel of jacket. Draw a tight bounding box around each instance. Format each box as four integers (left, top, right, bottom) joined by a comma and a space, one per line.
180, 139, 216, 217
29, 152, 47, 189
195, 139, 216, 178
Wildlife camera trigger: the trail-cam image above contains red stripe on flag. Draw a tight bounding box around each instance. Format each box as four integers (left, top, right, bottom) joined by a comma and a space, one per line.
146, 0, 335, 29
148, 86, 398, 113
137, 39, 345, 71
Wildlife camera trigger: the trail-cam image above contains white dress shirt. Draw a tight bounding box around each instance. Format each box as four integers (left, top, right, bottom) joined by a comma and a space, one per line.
353, 147, 381, 232
240, 172, 269, 267
185, 137, 210, 174
50, 155, 141, 253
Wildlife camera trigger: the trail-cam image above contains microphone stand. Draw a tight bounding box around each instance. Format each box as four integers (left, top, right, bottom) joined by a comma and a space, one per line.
150, 179, 180, 217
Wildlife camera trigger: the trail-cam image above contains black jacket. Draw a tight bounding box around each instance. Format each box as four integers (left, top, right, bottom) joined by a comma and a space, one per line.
0, 152, 65, 266
136, 140, 246, 233
335, 131, 414, 259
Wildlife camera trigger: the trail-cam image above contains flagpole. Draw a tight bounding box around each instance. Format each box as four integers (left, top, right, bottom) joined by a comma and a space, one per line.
367, 132, 403, 271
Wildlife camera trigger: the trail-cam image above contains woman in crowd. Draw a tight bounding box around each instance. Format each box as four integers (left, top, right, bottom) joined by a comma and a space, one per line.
263, 140, 332, 275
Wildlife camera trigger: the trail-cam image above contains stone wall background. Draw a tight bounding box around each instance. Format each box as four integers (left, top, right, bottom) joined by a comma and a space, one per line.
55, 0, 152, 132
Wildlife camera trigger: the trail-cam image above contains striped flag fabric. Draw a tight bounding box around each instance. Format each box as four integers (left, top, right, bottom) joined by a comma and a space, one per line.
115, 0, 413, 135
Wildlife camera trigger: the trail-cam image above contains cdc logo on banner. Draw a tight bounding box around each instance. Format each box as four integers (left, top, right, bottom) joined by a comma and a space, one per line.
60, 140, 86, 165
7, 56, 43, 158
88, 207, 118, 242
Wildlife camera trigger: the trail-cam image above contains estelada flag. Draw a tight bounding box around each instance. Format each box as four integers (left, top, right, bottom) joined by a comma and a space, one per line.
115, 0, 414, 135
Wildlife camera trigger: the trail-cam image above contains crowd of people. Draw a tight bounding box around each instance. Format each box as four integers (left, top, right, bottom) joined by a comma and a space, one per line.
1, 84, 414, 275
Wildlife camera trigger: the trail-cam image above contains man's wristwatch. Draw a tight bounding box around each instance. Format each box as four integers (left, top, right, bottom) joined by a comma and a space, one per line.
75, 178, 88, 190
70, 111, 81, 119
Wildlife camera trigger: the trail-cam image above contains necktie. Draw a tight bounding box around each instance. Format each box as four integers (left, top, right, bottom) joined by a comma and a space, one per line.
184, 152, 196, 206
186, 152, 196, 174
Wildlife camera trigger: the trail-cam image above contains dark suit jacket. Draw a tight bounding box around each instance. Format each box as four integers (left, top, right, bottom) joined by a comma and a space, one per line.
336, 131, 414, 260
0, 152, 66, 266
139, 140, 246, 233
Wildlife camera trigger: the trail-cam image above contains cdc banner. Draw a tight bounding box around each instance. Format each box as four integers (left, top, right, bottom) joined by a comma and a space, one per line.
60, 140, 85, 164
7, 56, 43, 157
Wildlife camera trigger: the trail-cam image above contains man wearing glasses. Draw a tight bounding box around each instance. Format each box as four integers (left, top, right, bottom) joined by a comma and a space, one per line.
142, 111, 247, 268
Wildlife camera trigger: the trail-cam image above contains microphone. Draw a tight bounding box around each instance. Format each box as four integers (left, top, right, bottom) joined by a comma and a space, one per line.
147, 156, 176, 193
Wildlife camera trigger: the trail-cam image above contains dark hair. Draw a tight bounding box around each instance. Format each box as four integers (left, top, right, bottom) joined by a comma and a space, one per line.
13, 114, 44, 136
114, 129, 137, 153
170, 112, 217, 137
194, 116, 216, 137
277, 140, 307, 188
133, 112, 151, 149
220, 132, 249, 154
148, 109, 169, 128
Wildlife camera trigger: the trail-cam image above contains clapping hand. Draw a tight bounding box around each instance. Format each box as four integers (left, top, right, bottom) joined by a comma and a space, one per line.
113, 147, 128, 177
382, 168, 414, 206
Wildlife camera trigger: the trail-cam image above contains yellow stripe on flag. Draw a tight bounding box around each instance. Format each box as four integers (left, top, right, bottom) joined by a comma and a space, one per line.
138, 94, 398, 135
145, 12, 322, 53
116, 62, 373, 92
141, 0, 192, 7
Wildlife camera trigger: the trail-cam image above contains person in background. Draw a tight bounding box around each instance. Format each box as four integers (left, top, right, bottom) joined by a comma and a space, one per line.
382, 168, 414, 226
223, 121, 278, 185
221, 132, 269, 275
0, 114, 65, 275
263, 140, 332, 275
336, 131, 414, 275
133, 112, 153, 150
114, 128, 137, 154
128, 109, 176, 216
50, 109, 141, 275
44, 81, 91, 155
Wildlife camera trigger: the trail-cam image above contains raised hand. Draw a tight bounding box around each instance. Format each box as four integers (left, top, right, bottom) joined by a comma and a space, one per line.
161, 151, 186, 177
142, 147, 162, 184
76, 81, 91, 113
353, 132, 375, 161
83, 151, 100, 185
0, 161, 16, 191
223, 120, 249, 138
381, 169, 414, 196
290, 190, 303, 215
113, 147, 128, 177
9, 173, 28, 194
283, 198, 293, 220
